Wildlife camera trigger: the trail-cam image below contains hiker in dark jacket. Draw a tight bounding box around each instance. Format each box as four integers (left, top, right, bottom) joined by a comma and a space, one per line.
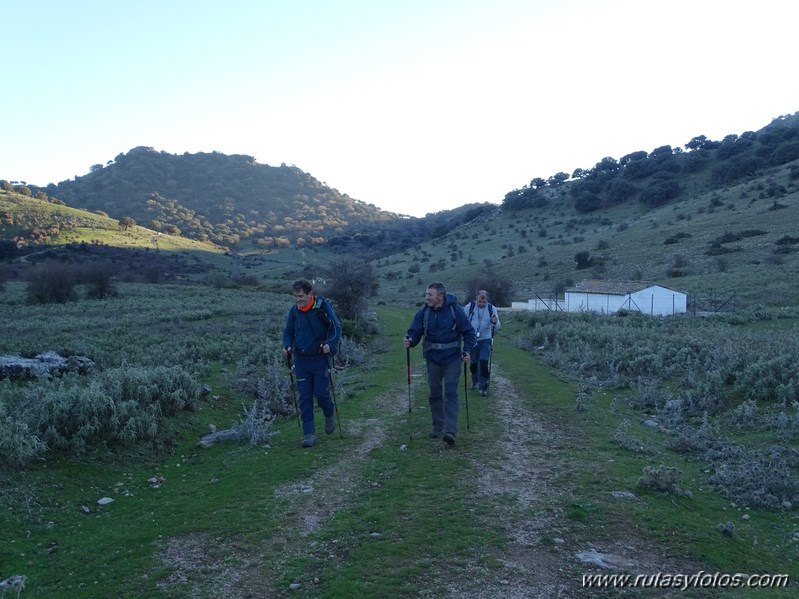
464, 290, 500, 396
282, 279, 342, 448
404, 282, 476, 446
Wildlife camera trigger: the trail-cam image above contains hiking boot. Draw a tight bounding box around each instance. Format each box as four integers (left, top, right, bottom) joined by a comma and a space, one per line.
479, 389, 487, 397
429, 430, 442, 439
301, 433, 317, 448
442, 432, 455, 446
324, 415, 336, 435
471, 383, 478, 390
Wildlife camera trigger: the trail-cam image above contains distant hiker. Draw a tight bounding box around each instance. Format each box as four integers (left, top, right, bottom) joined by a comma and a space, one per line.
282, 279, 342, 448
464, 290, 500, 396
403, 282, 476, 446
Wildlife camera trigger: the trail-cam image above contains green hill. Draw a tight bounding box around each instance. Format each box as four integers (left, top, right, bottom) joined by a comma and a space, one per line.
32, 147, 399, 248
17, 147, 493, 257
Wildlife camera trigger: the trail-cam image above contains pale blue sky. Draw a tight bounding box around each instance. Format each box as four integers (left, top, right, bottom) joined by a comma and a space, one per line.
3, 0, 797, 216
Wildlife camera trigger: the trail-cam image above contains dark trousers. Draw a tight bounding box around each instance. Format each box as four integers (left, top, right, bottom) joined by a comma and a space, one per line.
426, 358, 461, 436
294, 354, 334, 434
470, 339, 492, 390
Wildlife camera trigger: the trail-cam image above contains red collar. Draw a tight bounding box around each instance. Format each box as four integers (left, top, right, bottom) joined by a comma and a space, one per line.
298, 293, 315, 313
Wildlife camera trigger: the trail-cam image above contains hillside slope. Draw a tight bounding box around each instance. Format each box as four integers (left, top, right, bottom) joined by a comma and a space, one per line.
0, 189, 228, 282
373, 157, 799, 308
33, 147, 398, 247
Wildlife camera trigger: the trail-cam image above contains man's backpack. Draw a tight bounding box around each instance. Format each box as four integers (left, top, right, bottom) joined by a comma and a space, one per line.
299, 296, 339, 354
422, 303, 458, 337
468, 301, 494, 319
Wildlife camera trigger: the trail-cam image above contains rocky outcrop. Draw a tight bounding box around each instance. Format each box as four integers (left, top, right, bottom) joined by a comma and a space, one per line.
0, 351, 95, 381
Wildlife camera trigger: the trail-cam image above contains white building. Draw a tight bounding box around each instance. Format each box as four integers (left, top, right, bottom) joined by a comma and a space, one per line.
512, 281, 687, 316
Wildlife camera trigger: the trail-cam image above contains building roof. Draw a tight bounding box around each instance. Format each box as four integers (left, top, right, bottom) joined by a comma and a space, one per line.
566, 280, 682, 296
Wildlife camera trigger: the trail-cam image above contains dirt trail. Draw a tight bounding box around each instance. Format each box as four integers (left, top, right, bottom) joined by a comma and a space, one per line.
157, 363, 702, 598
443, 369, 577, 598
156, 382, 410, 597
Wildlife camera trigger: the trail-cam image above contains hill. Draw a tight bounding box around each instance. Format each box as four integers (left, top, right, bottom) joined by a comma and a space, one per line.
373, 160, 799, 308
25, 147, 395, 248
0, 189, 229, 283
2, 111, 799, 305
14, 147, 495, 258
501, 112, 799, 215
364, 112, 799, 307
371, 115, 799, 308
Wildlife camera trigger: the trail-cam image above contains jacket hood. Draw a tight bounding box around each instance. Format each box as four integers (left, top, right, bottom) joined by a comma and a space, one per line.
443, 293, 459, 307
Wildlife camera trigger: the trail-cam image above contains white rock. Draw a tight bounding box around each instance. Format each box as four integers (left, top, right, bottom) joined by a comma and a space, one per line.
576, 549, 636, 569
97, 497, 114, 505
610, 490, 637, 500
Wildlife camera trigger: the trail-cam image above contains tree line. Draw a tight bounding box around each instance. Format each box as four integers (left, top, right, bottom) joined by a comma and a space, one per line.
502, 112, 799, 213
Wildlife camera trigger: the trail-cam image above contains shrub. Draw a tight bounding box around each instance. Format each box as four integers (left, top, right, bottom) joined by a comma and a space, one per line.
0, 403, 47, 469
26, 261, 79, 304
666, 414, 722, 455
707, 447, 798, 508
464, 271, 514, 307
636, 465, 691, 496
730, 399, 758, 429
83, 264, 118, 299
323, 257, 378, 322
233, 399, 275, 447
336, 335, 368, 368
731, 355, 799, 404
611, 420, 650, 453
11, 365, 199, 460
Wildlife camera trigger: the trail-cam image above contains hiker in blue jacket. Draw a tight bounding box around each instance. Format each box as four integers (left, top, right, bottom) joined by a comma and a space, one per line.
282, 279, 342, 448
464, 290, 500, 396
403, 282, 476, 446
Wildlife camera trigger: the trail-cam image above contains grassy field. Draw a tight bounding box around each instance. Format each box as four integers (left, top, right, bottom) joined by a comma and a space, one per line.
1, 283, 797, 597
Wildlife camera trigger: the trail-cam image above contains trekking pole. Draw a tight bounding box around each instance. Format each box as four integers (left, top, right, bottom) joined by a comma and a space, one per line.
406, 346, 412, 442
487, 325, 495, 397
463, 360, 470, 431
286, 351, 301, 430
326, 356, 344, 439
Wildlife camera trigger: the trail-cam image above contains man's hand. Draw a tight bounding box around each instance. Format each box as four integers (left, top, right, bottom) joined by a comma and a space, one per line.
461, 352, 471, 363
403, 336, 412, 349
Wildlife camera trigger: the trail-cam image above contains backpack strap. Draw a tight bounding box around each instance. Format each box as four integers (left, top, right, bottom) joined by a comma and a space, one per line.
423, 304, 457, 338
314, 297, 332, 329
470, 301, 495, 319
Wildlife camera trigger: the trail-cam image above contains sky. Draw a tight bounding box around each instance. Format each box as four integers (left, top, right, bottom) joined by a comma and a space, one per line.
2, 0, 797, 217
